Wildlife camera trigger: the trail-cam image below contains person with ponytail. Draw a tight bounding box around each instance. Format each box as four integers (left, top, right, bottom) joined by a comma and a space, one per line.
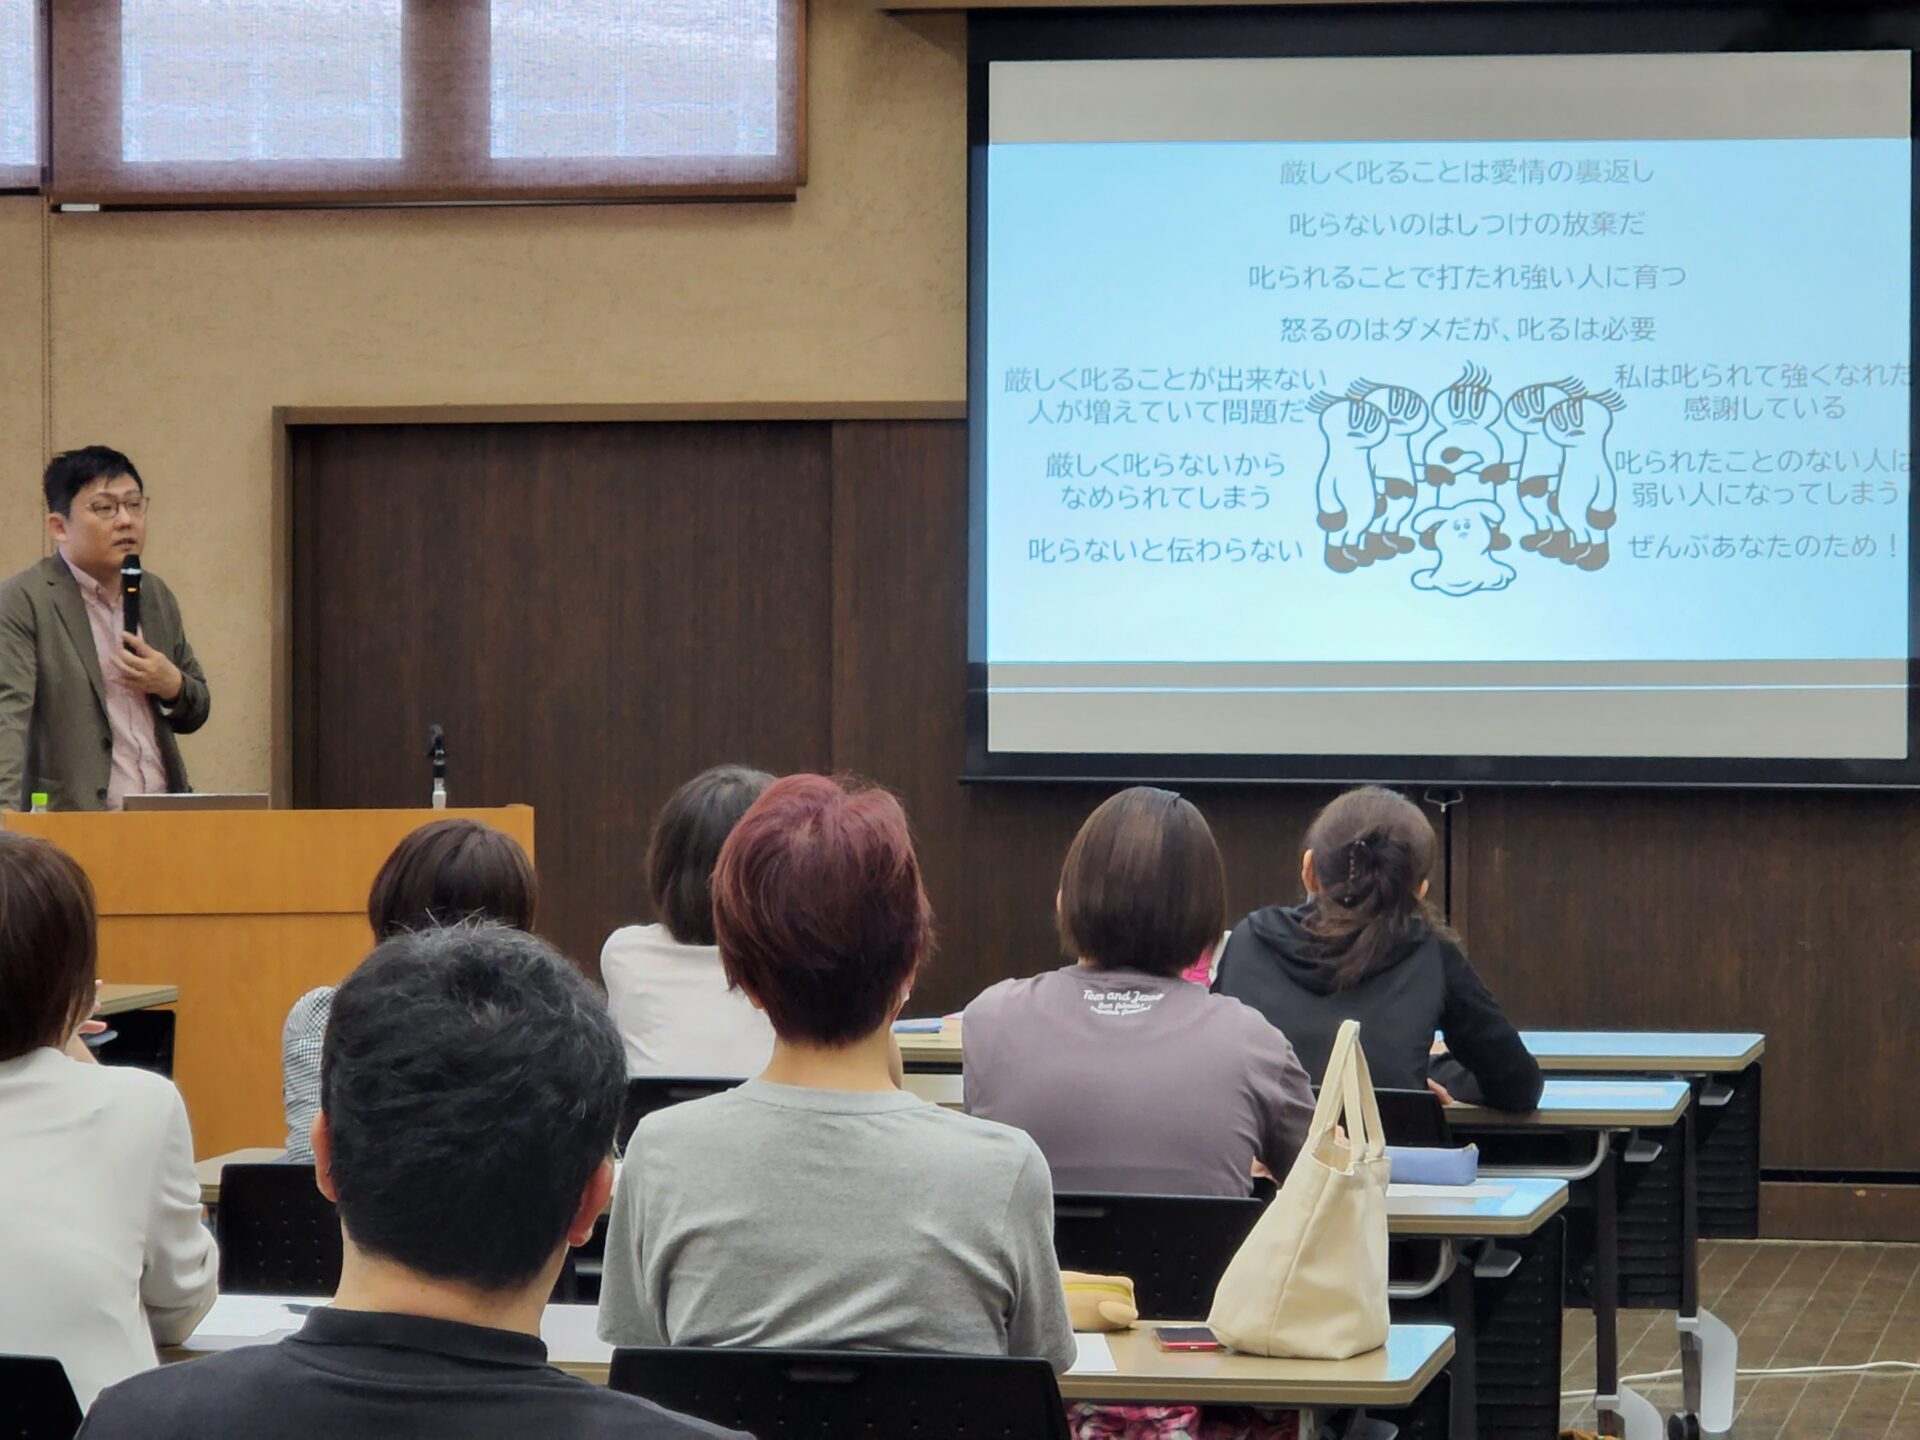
1213, 786, 1542, 1112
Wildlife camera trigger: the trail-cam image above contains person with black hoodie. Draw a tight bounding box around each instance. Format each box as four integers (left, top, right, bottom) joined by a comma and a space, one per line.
1212, 786, 1543, 1113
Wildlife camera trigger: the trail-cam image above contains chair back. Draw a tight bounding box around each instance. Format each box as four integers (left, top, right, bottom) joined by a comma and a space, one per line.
1312, 1084, 1452, 1147
617, 1077, 744, 1152
215, 1163, 343, 1296
0, 1355, 82, 1440
94, 1009, 177, 1077
609, 1346, 1071, 1440
1053, 1192, 1265, 1320
1373, 1087, 1453, 1147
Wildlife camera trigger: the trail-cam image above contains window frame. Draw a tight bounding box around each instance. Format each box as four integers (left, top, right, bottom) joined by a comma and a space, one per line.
49, 0, 805, 207
0, 0, 46, 192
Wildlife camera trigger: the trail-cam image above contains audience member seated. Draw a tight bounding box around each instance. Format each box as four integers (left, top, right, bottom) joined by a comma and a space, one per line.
281, 817, 537, 1160
81, 923, 744, 1440
601, 765, 777, 1076
1213, 786, 1543, 1112
597, 774, 1076, 1373
0, 833, 216, 1409
963, 786, 1315, 1197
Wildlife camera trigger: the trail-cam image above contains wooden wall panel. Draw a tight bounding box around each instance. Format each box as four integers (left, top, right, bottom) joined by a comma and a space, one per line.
291, 422, 835, 975
1454, 787, 1920, 1171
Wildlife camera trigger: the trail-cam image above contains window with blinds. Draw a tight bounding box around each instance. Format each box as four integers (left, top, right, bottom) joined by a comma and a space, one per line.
0, 0, 39, 190
49, 0, 804, 206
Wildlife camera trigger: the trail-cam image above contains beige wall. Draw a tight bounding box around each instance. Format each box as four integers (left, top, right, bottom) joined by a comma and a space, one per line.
1, 2, 966, 794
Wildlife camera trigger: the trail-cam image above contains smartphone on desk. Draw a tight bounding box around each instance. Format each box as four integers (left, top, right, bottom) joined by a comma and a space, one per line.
1151, 1325, 1223, 1352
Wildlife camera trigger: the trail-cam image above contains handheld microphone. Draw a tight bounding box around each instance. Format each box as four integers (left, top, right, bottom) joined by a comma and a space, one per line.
120, 554, 143, 637
426, 725, 448, 810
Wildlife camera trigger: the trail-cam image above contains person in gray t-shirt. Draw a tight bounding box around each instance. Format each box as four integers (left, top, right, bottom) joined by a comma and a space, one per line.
963, 787, 1315, 1198
596, 775, 1077, 1374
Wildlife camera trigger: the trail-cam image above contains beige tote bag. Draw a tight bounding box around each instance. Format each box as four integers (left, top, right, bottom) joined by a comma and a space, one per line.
1207, 1018, 1390, 1359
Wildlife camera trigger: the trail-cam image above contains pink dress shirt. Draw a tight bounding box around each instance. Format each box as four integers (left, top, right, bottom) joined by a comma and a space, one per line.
61, 554, 168, 810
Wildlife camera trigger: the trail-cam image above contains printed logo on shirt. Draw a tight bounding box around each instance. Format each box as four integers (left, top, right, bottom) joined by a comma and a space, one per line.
1084, 986, 1165, 1017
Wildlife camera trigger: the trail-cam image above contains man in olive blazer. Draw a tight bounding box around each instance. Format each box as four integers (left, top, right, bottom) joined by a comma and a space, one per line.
0, 449, 210, 811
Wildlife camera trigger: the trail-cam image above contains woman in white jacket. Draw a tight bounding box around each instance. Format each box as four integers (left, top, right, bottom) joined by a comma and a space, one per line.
602, 765, 777, 1077
0, 833, 216, 1410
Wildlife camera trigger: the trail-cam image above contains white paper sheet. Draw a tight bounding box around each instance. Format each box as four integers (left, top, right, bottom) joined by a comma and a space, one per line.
188, 1295, 315, 1341
1070, 1333, 1118, 1374
540, 1304, 613, 1365
1388, 1182, 1516, 1199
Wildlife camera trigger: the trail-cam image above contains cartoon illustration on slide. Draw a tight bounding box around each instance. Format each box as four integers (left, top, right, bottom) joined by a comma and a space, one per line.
1306, 391, 1391, 573
1539, 389, 1625, 571
1344, 380, 1428, 556
1422, 364, 1511, 493
1306, 363, 1628, 590
1503, 377, 1586, 552
1410, 499, 1515, 596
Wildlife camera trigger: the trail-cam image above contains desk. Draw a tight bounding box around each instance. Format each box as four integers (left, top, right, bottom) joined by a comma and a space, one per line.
1450, 1079, 1697, 1440
1520, 1031, 1763, 1074
171, 1296, 1451, 1413
902, 1071, 963, 1107
896, 1022, 962, 1071
1449, 1078, 1690, 1131
167, 1297, 614, 1383
97, 982, 178, 1016
1521, 1030, 1765, 1244
1387, 1178, 1566, 1440
1060, 1322, 1453, 1409
1386, 1177, 1564, 1238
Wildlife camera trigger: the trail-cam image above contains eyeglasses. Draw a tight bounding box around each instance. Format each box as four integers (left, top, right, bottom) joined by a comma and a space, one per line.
83, 496, 149, 520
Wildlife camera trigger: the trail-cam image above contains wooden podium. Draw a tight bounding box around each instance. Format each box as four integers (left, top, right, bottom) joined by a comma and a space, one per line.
0, 806, 535, 1158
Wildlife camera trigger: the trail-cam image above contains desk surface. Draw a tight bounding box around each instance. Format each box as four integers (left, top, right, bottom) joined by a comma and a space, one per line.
97, 982, 178, 1015
1059, 1322, 1454, 1407
171, 1298, 1451, 1408
897, 1022, 1765, 1076
1521, 1030, 1765, 1073
1448, 1077, 1692, 1130
1385, 1176, 1566, 1237
167, 1297, 615, 1383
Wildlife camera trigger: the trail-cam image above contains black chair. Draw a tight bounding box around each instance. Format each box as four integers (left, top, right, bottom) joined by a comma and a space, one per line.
93, 1008, 176, 1078
1311, 1085, 1453, 1147
617, 1077, 744, 1152
609, 1346, 1071, 1440
1375, 1087, 1453, 1147
0, 1355, 83, 1440
1053, 1192, 1265, 1319
215, 1161, 582, 1301
216, 1163, 344, 1296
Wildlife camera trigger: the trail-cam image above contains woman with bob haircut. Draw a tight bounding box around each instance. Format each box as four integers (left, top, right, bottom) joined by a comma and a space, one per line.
597, 774, 1076, 1373
963, 786, 1315, 1197
281, 816, 538, 1159
601, 765, 777, 1076
0, 833, 217, 1409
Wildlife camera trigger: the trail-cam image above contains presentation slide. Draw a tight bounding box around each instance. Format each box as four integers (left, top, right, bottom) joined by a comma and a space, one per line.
979, 51, 1913, 770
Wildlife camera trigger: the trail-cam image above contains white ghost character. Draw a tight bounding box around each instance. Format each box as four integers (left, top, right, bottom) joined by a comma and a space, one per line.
1410, 499, 1516, 597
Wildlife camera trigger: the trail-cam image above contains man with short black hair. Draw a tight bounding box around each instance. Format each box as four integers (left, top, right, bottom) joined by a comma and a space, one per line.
0, 446, 209, 811
80, 923, 749, 1440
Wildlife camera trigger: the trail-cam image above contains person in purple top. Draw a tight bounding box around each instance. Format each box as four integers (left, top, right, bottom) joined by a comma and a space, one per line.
963, 786, 1315, 1198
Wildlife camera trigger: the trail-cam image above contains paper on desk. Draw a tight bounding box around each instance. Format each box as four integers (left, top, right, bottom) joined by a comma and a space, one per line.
188, 1295, 313, 1344
540, 1304, 613, 1365
1070, 1333, 1118, 1374
1389, 1182, 1515, 1199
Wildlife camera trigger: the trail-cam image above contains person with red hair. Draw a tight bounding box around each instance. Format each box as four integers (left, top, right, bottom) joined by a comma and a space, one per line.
596, 774, 1076, 1373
